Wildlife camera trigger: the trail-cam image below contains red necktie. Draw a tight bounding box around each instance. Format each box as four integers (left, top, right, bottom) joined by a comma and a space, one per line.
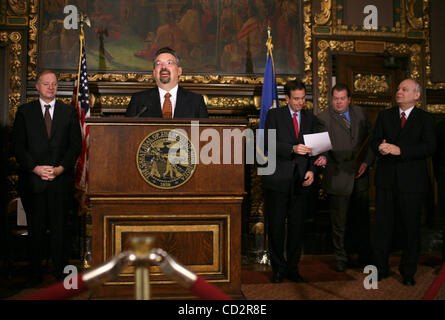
44, 104, 52, 137
401, 112, 406, 128
293, 112, 299, 140
162, 92, 172, 118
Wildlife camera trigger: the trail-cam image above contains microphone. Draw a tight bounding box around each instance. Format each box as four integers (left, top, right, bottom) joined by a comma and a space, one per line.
135, 105, 148, 117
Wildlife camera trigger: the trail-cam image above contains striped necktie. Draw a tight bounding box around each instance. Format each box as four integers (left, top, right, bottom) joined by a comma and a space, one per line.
340, 113, 350, 130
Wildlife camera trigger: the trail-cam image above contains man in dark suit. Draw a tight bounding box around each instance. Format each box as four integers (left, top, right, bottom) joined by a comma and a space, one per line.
371, 78, 436, 286
433, 120, 445, 261
262, 80, 319, 283
12, 70, 82, 286
126, 47, 208, 118
317, 83, 374, 272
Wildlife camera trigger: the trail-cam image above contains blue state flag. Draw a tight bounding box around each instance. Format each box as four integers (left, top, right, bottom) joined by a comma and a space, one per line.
258, 37, 278, 159
259, 40, 278, 131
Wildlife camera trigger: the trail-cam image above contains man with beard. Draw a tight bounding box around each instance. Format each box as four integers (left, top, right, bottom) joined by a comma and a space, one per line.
126, 47, 208, 118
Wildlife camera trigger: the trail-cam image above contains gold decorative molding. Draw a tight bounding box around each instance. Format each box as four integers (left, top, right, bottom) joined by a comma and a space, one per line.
57, 72, 301, 86
353, 100, 392, 108
315, 39, 422, 112
386, 42, 422, 81
316, 40, 354, 111
0, 31, 7, 43
7, 31, 23, 123
303, 0, 313, 85
427, 105, 445, 114
99, 95, 131, 107
7, 0, 27, 16
424, 0, 445, 89
27, 0, 38, 80
406, 0, 423, 29
333, 0, 406, 37
353, 74, 390, 94
314, 0, 332, 26
206, 97, 254, 109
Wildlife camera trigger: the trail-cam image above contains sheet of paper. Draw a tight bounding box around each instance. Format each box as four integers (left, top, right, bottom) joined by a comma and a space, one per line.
17, 197, 27, 226
303, 131, 332, 156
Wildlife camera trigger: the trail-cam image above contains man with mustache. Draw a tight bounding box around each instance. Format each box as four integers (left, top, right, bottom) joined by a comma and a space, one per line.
126, 47, 208, 118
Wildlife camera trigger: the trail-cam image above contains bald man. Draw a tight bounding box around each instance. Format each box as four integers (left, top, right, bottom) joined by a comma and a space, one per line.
371, 79, 436, 286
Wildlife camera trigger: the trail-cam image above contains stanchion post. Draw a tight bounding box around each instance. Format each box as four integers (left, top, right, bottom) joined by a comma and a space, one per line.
130, 237, 154, 300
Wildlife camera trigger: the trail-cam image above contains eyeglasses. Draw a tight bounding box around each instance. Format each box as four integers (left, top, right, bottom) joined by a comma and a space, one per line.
154, 60, 177, 68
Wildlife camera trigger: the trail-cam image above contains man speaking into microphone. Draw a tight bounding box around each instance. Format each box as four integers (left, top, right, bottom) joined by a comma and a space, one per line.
125, 47, 208, 118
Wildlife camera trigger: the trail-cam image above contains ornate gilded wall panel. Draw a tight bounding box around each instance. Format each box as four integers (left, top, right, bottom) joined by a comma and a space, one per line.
424, 0, 445, 89
353, 73, 390, 94
314, 38, 423, 112
3, 30, 24, 123
332, 0, 406, 37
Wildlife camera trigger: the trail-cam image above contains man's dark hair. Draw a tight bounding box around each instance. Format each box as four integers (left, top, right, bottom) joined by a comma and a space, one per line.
284, 80, 306, 97
331, 83, 351, 97
153, 47, 181, 67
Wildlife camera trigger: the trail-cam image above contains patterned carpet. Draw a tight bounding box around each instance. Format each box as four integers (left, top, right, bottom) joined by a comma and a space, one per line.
241, 255, 445, 300
2, 255, 445, 300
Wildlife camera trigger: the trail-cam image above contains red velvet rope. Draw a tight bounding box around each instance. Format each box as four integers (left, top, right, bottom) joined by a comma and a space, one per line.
21, 274, 87, 300
190, 275, 232, 300
20, 273, 232, 300
423, 263, 445, 300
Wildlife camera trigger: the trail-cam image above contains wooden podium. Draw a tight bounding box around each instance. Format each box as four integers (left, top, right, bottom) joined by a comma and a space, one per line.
87, 118, 247, 299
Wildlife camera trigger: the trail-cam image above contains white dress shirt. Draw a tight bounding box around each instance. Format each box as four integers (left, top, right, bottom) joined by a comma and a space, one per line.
39, 98, 55, 119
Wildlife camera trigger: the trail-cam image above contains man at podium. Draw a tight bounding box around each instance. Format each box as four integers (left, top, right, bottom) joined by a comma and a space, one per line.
126, 47, 208, 118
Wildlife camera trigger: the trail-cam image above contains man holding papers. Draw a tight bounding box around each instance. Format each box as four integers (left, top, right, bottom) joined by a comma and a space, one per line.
262, 80, 320, 283
317, 83, 375, 272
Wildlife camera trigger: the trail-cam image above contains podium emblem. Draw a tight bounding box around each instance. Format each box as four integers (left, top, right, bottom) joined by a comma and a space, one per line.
136, 129, 197, 189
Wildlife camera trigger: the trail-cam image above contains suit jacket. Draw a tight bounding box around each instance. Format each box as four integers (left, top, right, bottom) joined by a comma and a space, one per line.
262, 107, 318, 193
12, 100, 82, 194
317, 105, 375, 195
125, 86, 208, 118
371, 106, 436, 193
433, 120, 445, 182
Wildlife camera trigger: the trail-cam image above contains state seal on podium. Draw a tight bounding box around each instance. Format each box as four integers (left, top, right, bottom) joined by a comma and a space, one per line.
136, 129, 197, 189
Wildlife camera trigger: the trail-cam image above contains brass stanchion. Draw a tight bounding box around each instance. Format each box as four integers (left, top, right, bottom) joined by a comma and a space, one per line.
130, 237, 154, 300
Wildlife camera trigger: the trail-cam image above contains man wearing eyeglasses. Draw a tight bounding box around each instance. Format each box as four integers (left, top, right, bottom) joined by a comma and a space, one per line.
126, 47, 208, 118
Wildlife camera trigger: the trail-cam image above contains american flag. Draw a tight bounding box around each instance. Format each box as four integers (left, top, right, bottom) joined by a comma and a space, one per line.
73, 31, 90, 213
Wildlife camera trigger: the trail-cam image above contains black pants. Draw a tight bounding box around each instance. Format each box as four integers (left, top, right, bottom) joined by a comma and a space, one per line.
373, 188, 424, 278
329, 185, 371, 264
265, 188, 308, 274
26, 190, 71, 278
437, 173, 445, 260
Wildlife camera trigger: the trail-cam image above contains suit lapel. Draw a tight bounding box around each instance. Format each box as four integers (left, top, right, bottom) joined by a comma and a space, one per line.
151, 88, 163, 117
282, 107, 297, 142
32, 100, 49, 140
349, 106, 359, 140
330, 108, 350, 134
300, 110, 310, 142
400, 107, 418, 136
174, 86, 185, 118
51, 101, 63, 139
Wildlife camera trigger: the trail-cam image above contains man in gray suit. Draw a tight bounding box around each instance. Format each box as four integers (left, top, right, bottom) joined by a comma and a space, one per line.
317, 83, 375, 272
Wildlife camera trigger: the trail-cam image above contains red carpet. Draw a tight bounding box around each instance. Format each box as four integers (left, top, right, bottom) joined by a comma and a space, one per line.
242, 260, 355, 284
